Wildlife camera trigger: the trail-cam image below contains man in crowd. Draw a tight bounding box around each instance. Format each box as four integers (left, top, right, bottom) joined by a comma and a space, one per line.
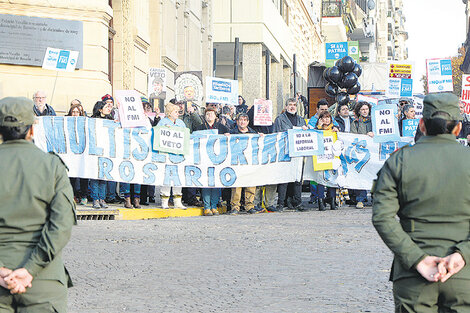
0, 97, 76, 311
373, 93, 470, 312
295, 92, 307, 118
273, 98, 307, 212
307, 98, 339, 129
229, 113, 265, 215
32, 90, 56, 116
335, 102, 354, 132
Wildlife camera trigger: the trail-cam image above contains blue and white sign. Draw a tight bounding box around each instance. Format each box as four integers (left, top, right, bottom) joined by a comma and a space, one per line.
205, 77, 239, 106
287, 129, 324, 157
400, 79, 413, 97
371, 104, 400, 143
402, 119, 419, 137
426, 58, 453, 93
42, 47, 79, 72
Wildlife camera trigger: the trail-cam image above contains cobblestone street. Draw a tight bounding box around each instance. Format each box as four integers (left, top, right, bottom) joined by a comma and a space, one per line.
64, 205, 394, 313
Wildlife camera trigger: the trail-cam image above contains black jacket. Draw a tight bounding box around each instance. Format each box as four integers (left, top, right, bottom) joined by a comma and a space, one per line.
247, 106, 273, 134
196, 120, 229, 134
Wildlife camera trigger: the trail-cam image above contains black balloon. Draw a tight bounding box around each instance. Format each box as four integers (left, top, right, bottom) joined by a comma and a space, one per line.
336, 92, 349, 106
352, 63, 362, 77
325, 83, 338, 97
341, 72, 358, 89
329, 66, 342, 84
335, 59, 341, 67
323, 67, 333, 84
338, 56, 355, 73
347, 82, 361, 95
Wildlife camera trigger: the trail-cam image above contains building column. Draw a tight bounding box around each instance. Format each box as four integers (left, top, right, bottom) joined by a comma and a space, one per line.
242, 43, 263, 107
269, 60, 283, 118
283, 62, 291, 104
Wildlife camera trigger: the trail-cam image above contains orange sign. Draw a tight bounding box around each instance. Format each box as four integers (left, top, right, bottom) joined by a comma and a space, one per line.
389, 63, 412, 79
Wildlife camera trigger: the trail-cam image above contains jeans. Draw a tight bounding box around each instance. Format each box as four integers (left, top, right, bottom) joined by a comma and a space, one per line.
106, 181, 118, 200
70, 177, 88, 199
277, 182, 302, 207
356, 190, 368, 202
120, 183, 141, 197
201, 188, 220, 210
90, 179, 106, 201
314, 184, 336, 200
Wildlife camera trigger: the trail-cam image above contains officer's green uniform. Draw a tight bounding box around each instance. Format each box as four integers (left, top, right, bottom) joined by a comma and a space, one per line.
372, 93, 470, 312
0, 97, 76, 312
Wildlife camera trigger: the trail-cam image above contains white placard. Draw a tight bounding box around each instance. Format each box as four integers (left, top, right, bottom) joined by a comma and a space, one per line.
42, 47, 79, 72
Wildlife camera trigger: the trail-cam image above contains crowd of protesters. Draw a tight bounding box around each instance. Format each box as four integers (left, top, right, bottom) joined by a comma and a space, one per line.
29, 89, 470, 216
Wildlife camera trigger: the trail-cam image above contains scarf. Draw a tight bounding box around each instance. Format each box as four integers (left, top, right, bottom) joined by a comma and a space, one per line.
357, 116, 370, 123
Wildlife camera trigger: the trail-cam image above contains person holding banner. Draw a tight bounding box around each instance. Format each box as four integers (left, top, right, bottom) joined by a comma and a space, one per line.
90, 101, 114, 208
66, 104, 89, 205
197, 108, 229, 216
273, 98, 307, 212
307, 99, 340, 130
372, 92, 470, 312
157, 103, 187, 209
351, 101, 373, 209
335, 102, 354, 133
398, 104, 416, 136
314, 111, 339, 211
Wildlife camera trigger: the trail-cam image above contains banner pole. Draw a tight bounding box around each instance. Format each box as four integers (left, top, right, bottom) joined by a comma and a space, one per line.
50, 71, 59, 107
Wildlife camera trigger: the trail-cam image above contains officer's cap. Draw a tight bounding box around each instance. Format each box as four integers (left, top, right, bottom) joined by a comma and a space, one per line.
423, 93, 461, 121
0, 97, 35, 127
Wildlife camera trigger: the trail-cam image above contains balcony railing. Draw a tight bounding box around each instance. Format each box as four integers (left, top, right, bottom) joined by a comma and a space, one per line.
322, 0, 342, 17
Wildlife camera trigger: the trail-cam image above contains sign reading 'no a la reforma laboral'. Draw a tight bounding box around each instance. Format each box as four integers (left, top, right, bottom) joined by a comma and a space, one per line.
287, 129, 324, 157
426, 58, 453, 93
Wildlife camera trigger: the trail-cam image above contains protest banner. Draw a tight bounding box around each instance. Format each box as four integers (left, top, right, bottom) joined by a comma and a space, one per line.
174, 71, 204, 103
153, 125, 190, 155
426, 58, 453, 93
114, 90, 150, 128
386, 62, 413, 98
287, 129, 324, 157
148, 68, 167, 100
356, 94, 378, 106
402, 119, 419, 137
413, 96, 423, 119
313, 130, 338, 171
371, 104, 400, 142
461, 74, 470, 114
42, 47, 79, 72
253, 99, 273, 126
33, 117, 303, 188
192, 129, 218, 136
205, 77, 238, 106
325, 41, 359, 67
457, 138, 468, 146
304, 133, 413, 190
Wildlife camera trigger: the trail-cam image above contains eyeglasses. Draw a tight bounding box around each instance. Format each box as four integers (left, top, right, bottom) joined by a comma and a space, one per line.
34, 97, 46, 99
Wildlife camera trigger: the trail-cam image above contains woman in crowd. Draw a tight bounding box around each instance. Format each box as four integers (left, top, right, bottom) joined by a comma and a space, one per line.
89, 101, 114, 208
196, 108, 229, 216
156, 103, 187, 209
66, 103, 88, 205
314, 111, 339, 211
351, 101, 373, 209
398, 104, 416, 136
140, 96, 160, 205
236, 95, 248, 115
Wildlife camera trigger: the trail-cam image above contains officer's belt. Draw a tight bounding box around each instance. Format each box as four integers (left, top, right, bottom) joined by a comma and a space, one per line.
400, 219, 470, 239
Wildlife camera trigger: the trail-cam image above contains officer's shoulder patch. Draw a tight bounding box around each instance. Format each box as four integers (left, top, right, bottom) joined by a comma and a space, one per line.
48, 151, 69, 171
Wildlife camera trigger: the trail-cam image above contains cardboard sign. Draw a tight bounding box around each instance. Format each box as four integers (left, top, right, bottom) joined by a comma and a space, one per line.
389, 63, 412, 79
461, 74, 470, 114
426, 58, 453, 93
287, 129, 324, 157
153, 125, 190, 155
386, 62, 413, 98
205, 77, 239, 106
42, 47, 79, 72
325, 41, 359, 67
313, 131, 339, 171
371, 104, 400, 142
402, 119, 419, 137
253, 99, 273, 126
174, 71, 203, 103
114, 90, 150, 128
148, 68, 167, 100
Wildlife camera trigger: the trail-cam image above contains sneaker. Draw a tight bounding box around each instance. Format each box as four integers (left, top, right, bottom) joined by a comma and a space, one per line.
270, 205, 285, 212
247, 207, 267, 214
92, 200, 100, 209
211, 209, 220, 216
99, 199, 109, 209
356, 201, 364, 209
296, 205, 309, 212
204, 209, 213, 216
229, 209, 239, 215
79, 198, 88, 205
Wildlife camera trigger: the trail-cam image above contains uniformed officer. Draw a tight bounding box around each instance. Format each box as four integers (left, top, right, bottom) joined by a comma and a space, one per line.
0, 97, 76, 312
372, 92, 470, 312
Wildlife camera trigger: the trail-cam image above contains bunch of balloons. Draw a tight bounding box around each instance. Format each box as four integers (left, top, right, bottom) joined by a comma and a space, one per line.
323, 56, 362, 106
